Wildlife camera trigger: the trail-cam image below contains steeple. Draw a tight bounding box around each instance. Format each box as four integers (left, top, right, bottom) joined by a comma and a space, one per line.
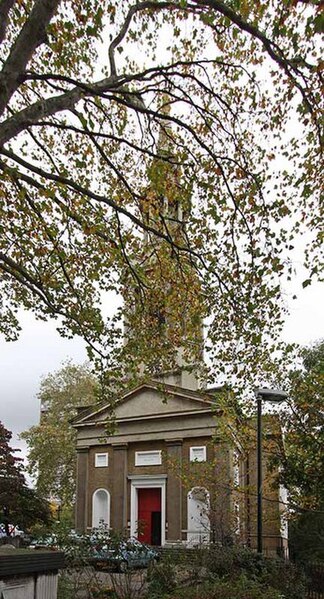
122, 102, 205, 389
141, 96, 192, 242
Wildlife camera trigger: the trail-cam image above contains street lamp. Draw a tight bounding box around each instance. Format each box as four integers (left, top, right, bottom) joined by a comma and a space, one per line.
254, 388, 288, 554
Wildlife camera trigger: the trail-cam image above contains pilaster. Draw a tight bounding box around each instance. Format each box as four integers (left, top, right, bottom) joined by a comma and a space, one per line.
166, 439, 182, 541
112, 443, 128, 532
75, 447, 89, 533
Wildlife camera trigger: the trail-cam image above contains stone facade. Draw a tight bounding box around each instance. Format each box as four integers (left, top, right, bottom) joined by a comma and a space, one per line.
72, 381, 287, 555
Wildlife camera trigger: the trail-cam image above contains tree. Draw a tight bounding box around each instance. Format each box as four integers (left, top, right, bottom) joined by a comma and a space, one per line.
0, 1, 322, 383
0, 421, 50, 534
278, 340, 324, 511
21, 361, 97, 508
289, 510, 324, 562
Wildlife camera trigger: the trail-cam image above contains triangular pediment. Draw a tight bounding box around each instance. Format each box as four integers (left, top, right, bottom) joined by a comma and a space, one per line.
72, 381, 214, 427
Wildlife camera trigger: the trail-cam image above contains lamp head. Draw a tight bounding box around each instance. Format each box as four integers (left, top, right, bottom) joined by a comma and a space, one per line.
255, 388, 288, 403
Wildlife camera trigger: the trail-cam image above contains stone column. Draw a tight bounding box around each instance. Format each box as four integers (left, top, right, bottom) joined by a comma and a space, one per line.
166, 439, 182, 542
112, 443, 128, 532
75, 447, 89, 533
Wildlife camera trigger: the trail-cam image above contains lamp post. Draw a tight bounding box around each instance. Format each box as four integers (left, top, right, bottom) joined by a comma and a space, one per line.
254, 388, 287, 554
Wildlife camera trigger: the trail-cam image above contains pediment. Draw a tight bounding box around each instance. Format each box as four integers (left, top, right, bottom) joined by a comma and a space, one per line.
72, 382, 213, 427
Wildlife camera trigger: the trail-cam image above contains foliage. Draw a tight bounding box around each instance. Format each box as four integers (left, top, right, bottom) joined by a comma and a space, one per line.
289, 510, 324, 563
147, 546, 307, 599
0, 0, 322, 387
204, 545, 306, 599
160, 576, 284, 599
21, 361, 97, 507
147, 559, 177, 598
0, 421, 51, 534
90, 589, 117, 599
274, 340, 324, 511
34, 525, 148, 599
57, 565, 108, 599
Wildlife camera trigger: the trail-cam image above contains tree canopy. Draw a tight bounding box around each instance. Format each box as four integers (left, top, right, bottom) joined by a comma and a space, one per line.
0, 420, 50, 534
277, 340, 324, 511
0, 1, 322, 382
21, 361, 97, 507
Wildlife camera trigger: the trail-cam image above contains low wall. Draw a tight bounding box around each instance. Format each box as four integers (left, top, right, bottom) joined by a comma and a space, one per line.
0, 549, 64, 599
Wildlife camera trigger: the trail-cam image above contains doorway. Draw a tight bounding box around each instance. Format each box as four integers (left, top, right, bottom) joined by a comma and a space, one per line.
137, 487, 161, 545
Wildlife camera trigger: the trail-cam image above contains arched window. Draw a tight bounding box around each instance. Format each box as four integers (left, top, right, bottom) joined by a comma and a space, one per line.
187, 487, 210, 546
92, 489, 110, 530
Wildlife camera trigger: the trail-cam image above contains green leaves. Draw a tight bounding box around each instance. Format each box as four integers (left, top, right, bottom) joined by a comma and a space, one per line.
0, 0, 322, 389
21, 362, 97, 507
302, 279, 311, 289
278, 341, 324, 511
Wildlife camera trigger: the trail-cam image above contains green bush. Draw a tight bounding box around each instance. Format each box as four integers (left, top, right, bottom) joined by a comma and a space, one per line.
147, 560, 177, 598
206, 545, 268, 578
259, 558, 307, 599
204, 545, 306, 598
163, 575, 284, 599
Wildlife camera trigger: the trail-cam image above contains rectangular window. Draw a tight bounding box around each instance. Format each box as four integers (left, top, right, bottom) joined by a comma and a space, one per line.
95, 453, 108, 467
135, 450, 162, 466
190, 446, 206, 462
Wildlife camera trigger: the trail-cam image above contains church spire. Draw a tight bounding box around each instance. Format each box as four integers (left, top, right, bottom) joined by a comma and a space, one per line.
122, 102, 205, 389
140, 96, 192, 241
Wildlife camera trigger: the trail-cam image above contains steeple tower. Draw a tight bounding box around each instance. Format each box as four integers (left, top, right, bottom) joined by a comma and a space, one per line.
141, 97, 191, 244
123, 100, 205, 390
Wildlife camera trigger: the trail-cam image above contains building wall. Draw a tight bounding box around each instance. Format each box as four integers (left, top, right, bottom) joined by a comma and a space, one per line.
74, 399, 286, 554
241, 434, 288, 557
81, 435, 236, 543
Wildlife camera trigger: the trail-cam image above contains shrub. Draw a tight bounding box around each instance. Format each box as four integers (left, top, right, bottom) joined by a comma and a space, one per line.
163, 575, 284, 599
203, 545, 306, 598
147, 560, 177, 598
165, 575, 283, 599
206, 545, 267, 579
259, 559, 307, 599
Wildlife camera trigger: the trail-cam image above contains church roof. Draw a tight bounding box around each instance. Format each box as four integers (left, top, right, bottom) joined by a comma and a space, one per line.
71, 379, 222, 428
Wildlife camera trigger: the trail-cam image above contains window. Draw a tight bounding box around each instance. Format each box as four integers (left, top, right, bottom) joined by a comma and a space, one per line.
187, 487, 210, 545
95, 453, 108, 467
190, 446, 206, 462
135, 450, 162, 466
92, 489, 110, 529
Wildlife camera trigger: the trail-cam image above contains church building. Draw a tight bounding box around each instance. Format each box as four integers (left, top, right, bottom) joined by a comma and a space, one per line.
72, 109, 288, 557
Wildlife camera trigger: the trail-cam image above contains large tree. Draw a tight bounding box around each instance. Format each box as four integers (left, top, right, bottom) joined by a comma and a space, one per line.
0, 1, 322, 382
0, 421, 50, 534
278, 340, 324, 511
21, 361, 97, 507
272, 340, 324, 562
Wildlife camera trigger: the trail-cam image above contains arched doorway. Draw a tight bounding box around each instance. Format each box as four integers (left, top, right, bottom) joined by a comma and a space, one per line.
92, 488, 110, 529
187, 487, 210, 545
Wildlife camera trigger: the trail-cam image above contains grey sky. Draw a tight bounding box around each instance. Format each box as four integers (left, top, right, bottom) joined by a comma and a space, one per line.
0, 312, 87, 462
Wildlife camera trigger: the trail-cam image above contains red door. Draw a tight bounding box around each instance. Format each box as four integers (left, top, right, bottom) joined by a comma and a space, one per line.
137, 488, 161, 545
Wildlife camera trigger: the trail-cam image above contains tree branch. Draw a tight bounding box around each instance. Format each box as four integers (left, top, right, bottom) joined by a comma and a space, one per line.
0, 251, 106, 358
193, 0, 315, 115
0, 0, 15, 45
0, 148, 180, 250
0, 0, 61, 116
